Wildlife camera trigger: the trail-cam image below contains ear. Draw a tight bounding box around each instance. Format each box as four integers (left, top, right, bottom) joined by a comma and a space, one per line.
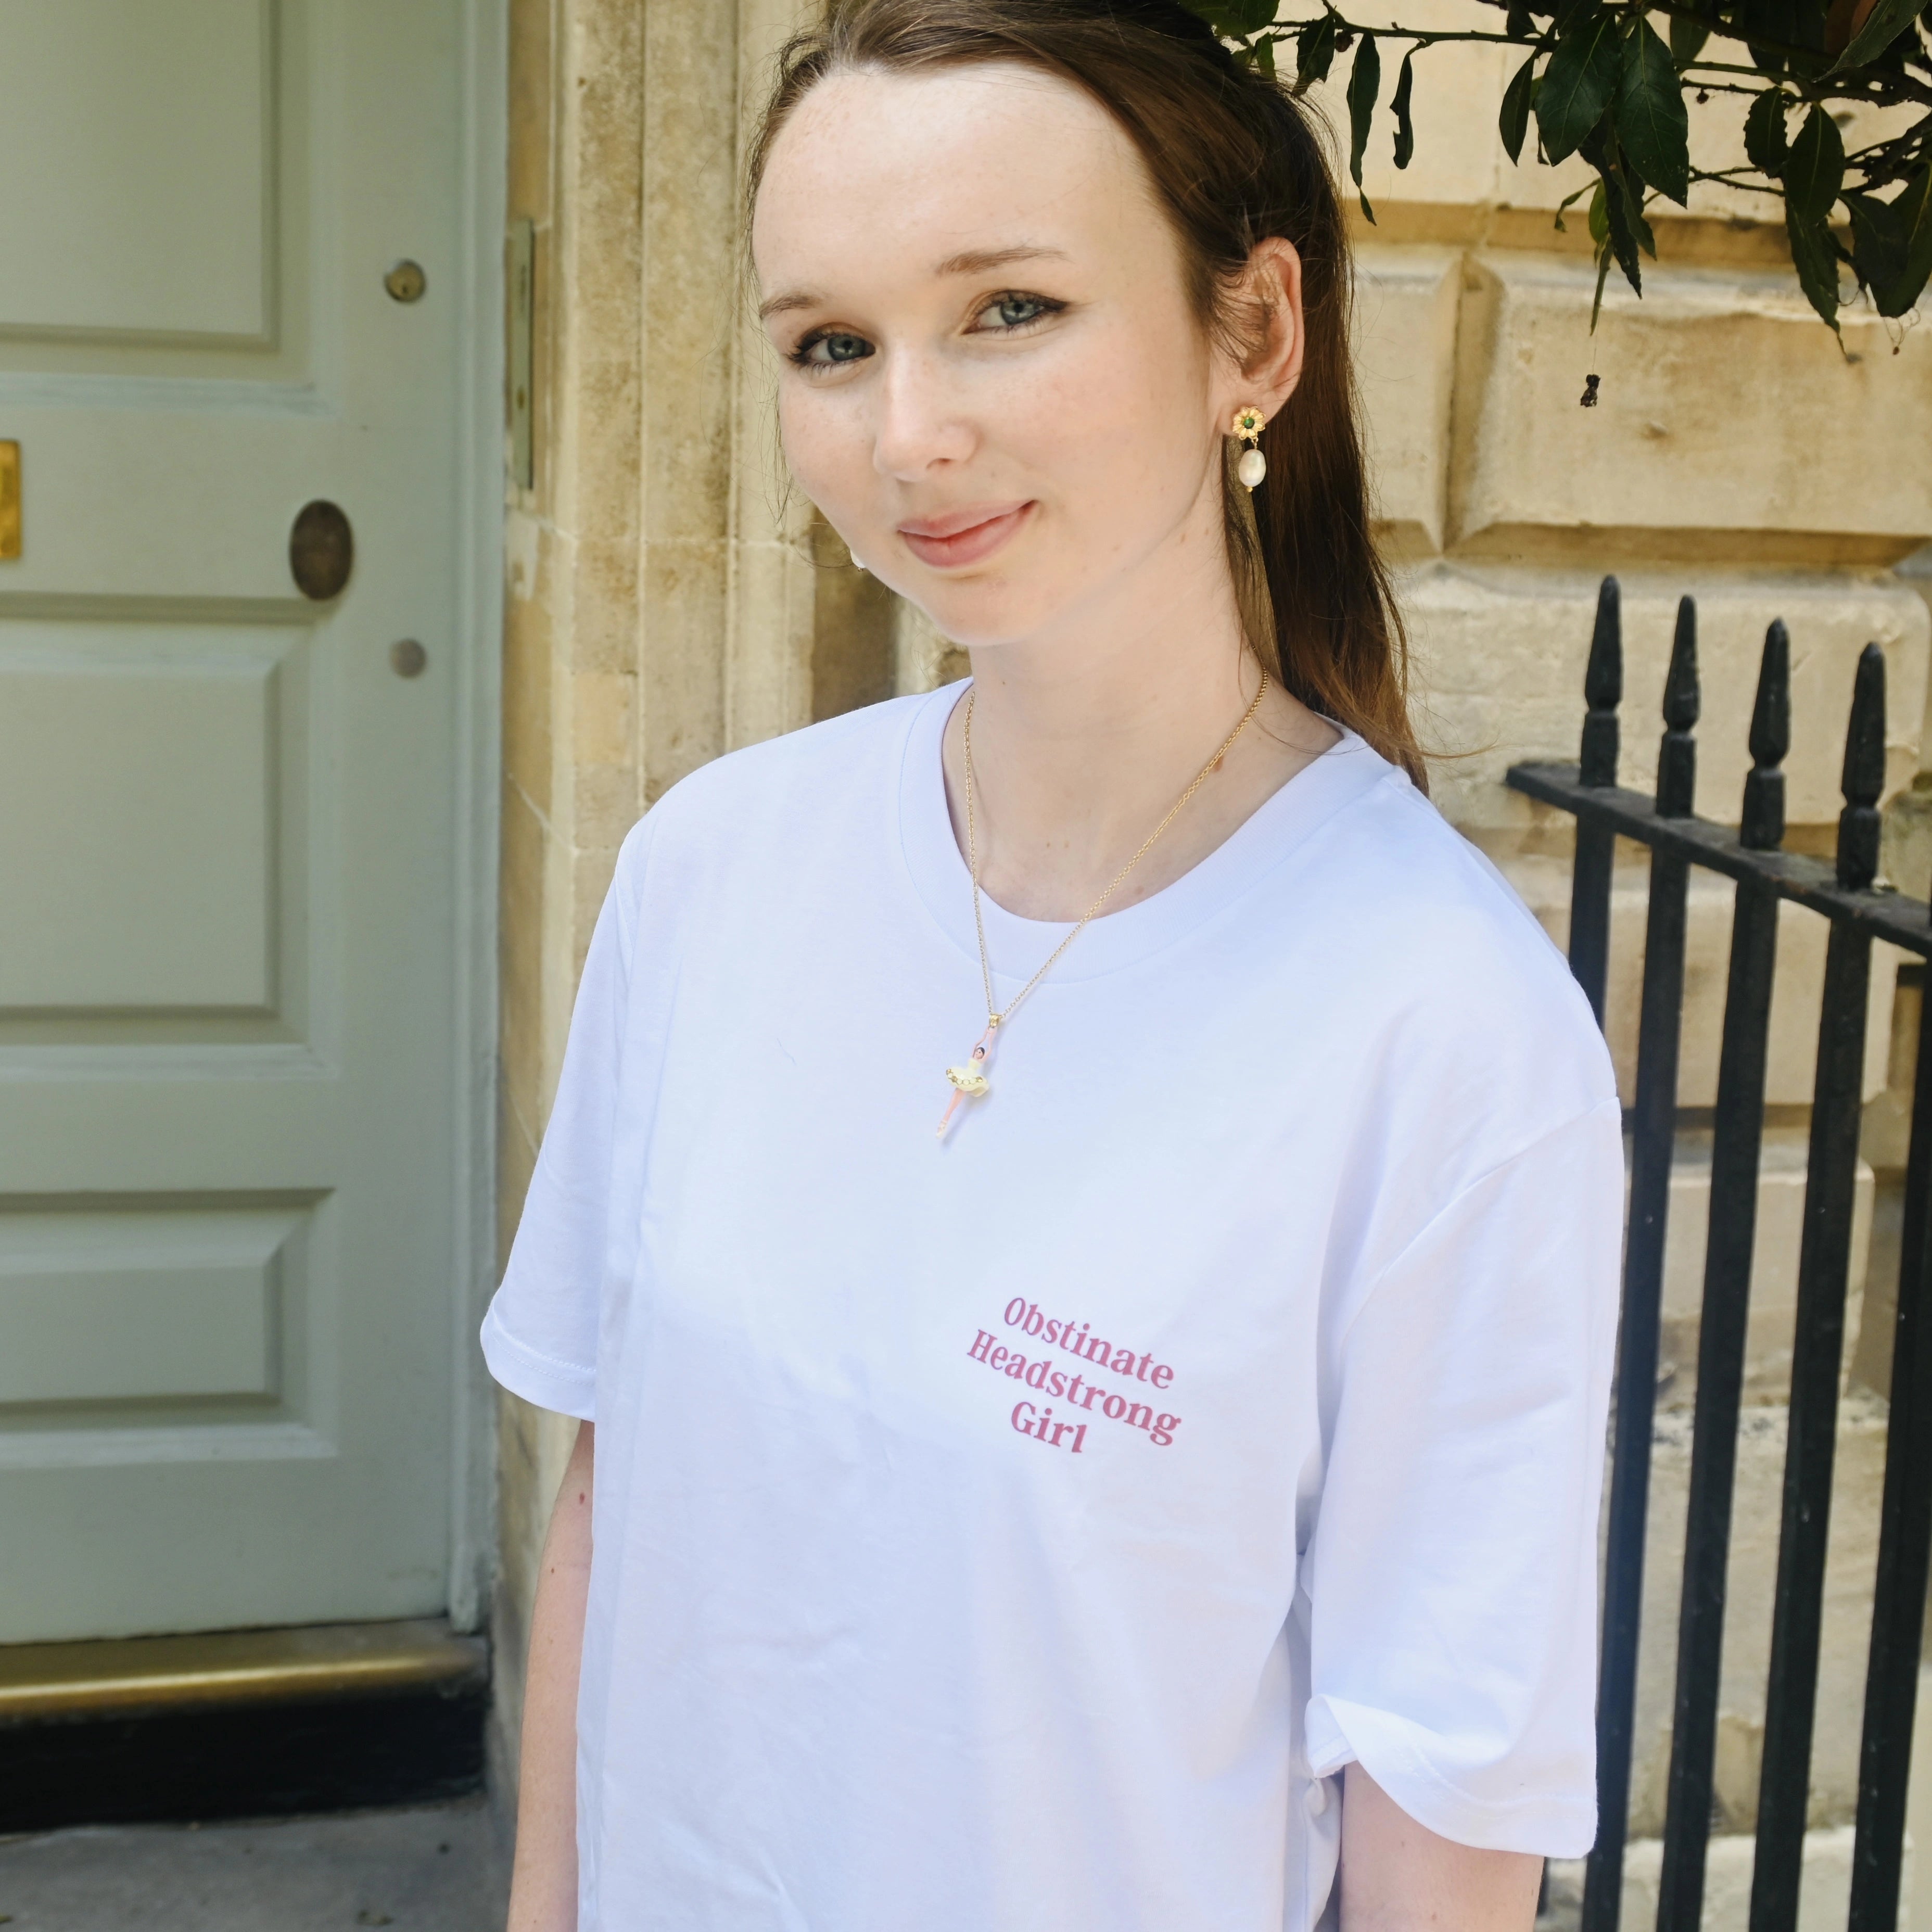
1216, 237, 1304, 425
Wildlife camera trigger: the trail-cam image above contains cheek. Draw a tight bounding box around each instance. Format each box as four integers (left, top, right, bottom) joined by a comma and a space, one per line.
777, 387, 870, 516
1008, 330, 1209, 526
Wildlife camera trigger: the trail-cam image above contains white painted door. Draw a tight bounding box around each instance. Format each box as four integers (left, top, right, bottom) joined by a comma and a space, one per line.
0, 0, 474, 1642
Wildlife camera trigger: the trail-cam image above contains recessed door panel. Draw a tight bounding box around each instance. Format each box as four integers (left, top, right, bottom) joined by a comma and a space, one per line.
0, 1205, 302, 1407
0, 0, 272, 342
0, 629, 287, 1013
0, 0, 468, 1644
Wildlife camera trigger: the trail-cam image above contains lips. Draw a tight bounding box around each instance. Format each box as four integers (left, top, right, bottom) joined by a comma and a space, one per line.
898, 502, 1034, 570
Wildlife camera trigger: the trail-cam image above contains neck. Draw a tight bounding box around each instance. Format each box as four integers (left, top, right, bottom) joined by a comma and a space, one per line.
939, 508, 1337, 923
968, 592, 1253, 841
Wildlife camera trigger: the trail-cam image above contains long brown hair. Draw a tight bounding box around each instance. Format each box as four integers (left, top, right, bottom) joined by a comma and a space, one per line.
747, 0, 1425, 787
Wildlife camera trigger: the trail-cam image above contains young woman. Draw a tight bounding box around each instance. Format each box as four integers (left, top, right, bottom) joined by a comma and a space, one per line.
485, 4, 1623, 1928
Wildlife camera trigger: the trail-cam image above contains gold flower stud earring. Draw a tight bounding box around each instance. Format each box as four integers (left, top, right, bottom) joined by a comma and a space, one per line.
1232, 405, 1267, 491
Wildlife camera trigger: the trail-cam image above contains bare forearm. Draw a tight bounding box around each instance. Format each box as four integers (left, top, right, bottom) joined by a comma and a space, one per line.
1339, 1763, 1543, 1932
507, 1419, 595, 1932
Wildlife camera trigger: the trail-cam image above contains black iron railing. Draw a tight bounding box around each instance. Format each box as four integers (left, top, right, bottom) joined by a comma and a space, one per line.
1507, 578, 1932, 1932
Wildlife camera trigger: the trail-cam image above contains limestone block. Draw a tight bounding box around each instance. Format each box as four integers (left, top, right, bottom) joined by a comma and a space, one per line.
1656, 1131, 1874, 1410
1619, 1828, 1876, 1932
1506, 849, 1903, 1108
1408, 563, 1931, 835
894, 596, 968, 697
1885, 777, 1932, 906
1299, 0, 1592, 215
1544, 1825, 1915, 1932
1626, 1395, 1888, 1836
1450, 253, 1932, 562
1355, 246, 1459, 553
811, 534, 897, 721
1903, 549, 1932, 750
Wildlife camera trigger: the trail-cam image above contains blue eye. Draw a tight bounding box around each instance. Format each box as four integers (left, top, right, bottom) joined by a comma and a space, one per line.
990, 294, 1052, 328
794, 330, 873, 370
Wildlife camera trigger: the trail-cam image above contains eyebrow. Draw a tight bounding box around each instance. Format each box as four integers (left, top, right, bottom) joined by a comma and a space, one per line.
757, 244, 1071, 323
932, 244, 1071, 277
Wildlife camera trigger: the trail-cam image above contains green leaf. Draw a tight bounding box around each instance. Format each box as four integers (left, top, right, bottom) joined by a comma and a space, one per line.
1670, 10, 1712, 63
1391, 50, 1416, 168
1781, 101, 1845, 223
1506, 1, 1536, 37
1832, 0, 1925, 68
1740, 0, 1829, 77
1294, 14, 1337, 91
1741, 0, 1796, 71
1181, 0, 1280, 31
1599, 164, 1646, 294
1348, 31, 1382, 219
1846, 167, 1932, 314
1785, 201, 1842, 328
1847, 189, 1907, 296
1553, 181, 1593, 231
1501, 52, 1538, 163
1898, 166, 1932, 312
1744, 88, 1790, 171
1616, 19, 1692, 202
1535, 8, 1621, 164
1621, 166, 1660, 256
1580, 117, 1658, 266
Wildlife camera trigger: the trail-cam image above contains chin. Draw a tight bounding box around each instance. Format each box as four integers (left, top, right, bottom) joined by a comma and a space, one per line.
897, 581, 1060, 655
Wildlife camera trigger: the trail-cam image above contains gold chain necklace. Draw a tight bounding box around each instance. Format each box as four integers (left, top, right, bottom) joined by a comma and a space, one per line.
936, 670, 1269, 1138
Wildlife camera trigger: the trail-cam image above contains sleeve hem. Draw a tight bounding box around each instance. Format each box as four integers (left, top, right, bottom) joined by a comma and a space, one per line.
480, 1302, 596, 1420
1305, 1695, 1597, 1859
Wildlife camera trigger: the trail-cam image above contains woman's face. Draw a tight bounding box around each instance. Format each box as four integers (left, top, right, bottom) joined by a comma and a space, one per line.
752, 63, 1270, 652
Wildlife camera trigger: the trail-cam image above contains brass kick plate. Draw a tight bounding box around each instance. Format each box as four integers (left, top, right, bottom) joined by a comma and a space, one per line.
0, 441, 17, 559
0, 1617, 486, 1722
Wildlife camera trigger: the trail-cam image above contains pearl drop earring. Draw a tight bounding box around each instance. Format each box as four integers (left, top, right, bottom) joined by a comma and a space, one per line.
1232, 405, 1267, 491
850, 554, 868, 573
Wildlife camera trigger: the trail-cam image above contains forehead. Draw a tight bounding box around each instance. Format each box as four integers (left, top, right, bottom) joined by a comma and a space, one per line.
752, 62, 1158, 287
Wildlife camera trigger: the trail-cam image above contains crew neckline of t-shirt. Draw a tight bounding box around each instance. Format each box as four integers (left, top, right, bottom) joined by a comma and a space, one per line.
897, 679, 1399, 986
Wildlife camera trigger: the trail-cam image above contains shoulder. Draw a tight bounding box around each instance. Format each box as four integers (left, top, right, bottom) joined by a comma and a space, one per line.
1282, 754, 1617, 1126
607, 686, 943, 900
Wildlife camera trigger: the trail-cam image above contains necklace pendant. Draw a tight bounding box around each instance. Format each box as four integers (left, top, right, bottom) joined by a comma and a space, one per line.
936, 1027, 996, 1139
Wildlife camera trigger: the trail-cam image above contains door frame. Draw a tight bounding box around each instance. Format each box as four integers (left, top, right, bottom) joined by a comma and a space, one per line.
447, 0, 506, 1635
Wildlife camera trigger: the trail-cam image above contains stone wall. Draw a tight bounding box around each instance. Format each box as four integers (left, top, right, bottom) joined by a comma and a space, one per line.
489, 0, 1932, 1879
491, 0, 822, 1790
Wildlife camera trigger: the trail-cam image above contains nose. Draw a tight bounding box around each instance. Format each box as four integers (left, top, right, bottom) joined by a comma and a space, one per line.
872, 351, 976, 481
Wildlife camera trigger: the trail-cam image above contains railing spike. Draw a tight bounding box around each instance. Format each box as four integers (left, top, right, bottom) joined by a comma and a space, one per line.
1581, 576, 1622, 787
1836, 643, 1886, 891
1664, 596, 1700, 731
1657, 595, 1699, 818
1741, 620, 1790, 852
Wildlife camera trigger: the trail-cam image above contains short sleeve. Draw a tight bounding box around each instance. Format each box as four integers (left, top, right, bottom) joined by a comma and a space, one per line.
479, 835, 643, 1420
1303, 1097, 1624, 1856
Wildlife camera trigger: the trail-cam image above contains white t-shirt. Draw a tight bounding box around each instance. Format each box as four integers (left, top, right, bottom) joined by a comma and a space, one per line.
482, 682, 1623, 1932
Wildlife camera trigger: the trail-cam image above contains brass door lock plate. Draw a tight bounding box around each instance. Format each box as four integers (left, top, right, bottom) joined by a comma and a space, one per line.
0, 442, 18, 560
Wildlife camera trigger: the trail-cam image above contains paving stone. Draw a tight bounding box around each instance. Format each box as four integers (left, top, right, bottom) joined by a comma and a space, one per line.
0, 1798, 505, 1932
